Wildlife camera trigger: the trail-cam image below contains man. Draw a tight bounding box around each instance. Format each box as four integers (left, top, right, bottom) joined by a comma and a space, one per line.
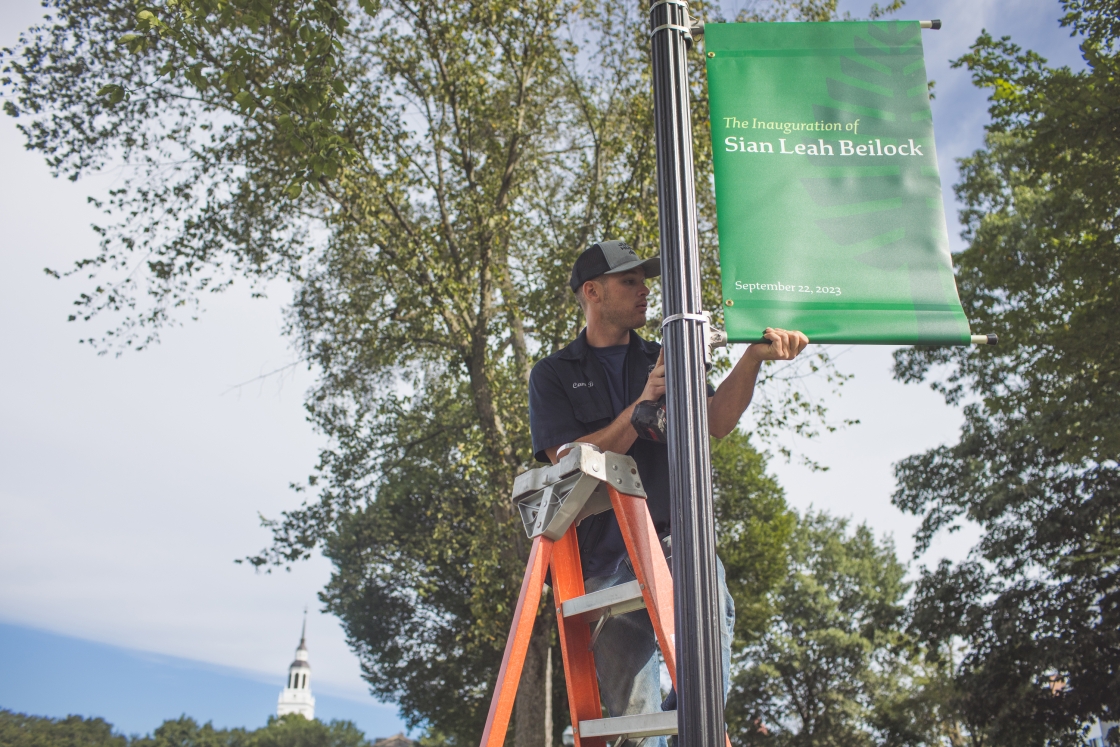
528, 240, 808, 737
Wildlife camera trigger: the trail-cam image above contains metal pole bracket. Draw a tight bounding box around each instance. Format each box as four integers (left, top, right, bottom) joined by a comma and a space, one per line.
649, 0, 697, 48
662, 310, 728, 369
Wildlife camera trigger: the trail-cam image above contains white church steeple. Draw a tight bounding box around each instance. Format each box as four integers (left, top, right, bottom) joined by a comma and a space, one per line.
277, 611, 316, 720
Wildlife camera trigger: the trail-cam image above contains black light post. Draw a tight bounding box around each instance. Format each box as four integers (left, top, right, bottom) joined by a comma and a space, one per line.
648, 3, 724, 747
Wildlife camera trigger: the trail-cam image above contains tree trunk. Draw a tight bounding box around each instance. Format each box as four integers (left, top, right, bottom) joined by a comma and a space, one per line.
514, 618, 551, 747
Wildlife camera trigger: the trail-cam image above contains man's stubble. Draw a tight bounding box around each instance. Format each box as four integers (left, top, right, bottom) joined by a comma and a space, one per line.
599, 284, 646, 332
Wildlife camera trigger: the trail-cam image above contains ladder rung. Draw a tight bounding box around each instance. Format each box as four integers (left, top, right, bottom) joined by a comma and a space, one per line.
561, 580, 646, 622
579, 711, 678, 739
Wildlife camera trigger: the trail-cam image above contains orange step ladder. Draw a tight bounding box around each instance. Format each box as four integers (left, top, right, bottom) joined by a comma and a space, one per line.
479, 443, 706, 747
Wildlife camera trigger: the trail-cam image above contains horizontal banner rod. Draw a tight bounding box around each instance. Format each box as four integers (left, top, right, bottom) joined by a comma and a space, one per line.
741, 335, 999, 346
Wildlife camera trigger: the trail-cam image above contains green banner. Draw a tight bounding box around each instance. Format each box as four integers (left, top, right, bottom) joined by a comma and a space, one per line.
705, 21, 972, 345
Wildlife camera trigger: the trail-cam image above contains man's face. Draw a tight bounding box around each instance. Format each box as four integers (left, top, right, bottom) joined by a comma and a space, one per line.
593, 268, 650, 330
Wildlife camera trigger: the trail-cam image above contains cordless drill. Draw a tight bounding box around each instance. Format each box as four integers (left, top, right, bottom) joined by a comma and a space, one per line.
630, 313, 728, 443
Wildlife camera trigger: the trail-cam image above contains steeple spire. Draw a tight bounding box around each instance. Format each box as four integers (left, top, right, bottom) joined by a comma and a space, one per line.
277, 609, 315, 720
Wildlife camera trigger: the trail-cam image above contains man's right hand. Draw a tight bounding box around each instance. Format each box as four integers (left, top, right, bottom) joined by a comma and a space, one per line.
638, 350, 665, 402
745, 327, 809, 364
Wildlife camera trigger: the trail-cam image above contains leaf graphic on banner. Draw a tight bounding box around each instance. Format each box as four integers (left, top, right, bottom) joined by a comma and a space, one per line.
799, 22, 957, 325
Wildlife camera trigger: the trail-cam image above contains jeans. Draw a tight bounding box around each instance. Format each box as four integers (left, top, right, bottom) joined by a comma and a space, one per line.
583, 554, 735, 747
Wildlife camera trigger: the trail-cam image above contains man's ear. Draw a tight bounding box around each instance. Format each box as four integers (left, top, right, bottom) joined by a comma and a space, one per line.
582, 279, 601, 304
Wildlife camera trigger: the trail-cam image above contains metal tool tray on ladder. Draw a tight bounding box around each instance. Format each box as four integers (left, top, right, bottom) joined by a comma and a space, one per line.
479, 443, 692, 747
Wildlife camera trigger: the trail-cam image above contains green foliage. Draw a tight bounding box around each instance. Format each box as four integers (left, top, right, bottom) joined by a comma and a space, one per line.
131, 716, 247, 747
0, 709, 128, 747
0, 713, 368, 747
711, 430, 795, 644
243, 715, 370, 747
117, 0, 359, 189
890, 1, 1120, 743
865, 649, 969, 747
734, 0, 905, 22
725, 512, 910, 747
313, 382, 525, 741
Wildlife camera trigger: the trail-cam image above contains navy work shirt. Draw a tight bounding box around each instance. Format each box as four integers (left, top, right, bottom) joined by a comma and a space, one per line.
591, 344, 629, 417
528, 329, 713, 579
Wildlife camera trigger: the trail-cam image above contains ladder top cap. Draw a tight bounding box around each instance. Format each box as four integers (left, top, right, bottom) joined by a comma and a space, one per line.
512, 444, 642, 503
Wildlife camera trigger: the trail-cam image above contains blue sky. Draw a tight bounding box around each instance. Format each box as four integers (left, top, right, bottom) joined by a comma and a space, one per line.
0, 0, 1088, 740
0, 624, 406, 738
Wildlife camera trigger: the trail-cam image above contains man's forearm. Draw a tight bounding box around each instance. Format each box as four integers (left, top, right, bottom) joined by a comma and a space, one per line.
708, 354, 763, 438
546, 404, 640, 464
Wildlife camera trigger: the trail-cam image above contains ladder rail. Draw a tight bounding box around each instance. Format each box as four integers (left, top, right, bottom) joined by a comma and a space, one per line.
608, 485, 679, 689
551, 527, 607, 747
610, 486, 733, 747
478, 535, 554, 747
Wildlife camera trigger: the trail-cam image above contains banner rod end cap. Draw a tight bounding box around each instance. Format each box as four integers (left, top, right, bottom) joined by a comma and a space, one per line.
971, 334, 998, 346
920, 19, 942, 30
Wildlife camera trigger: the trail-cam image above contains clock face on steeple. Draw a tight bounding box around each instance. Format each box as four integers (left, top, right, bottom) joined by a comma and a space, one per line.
277, 611, 315, 720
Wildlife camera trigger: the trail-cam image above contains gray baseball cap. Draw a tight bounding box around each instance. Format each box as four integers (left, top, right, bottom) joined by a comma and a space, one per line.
569, 240, 661, 293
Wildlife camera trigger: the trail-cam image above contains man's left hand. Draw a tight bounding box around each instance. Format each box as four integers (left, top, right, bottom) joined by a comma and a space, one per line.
745, 328, 809, 364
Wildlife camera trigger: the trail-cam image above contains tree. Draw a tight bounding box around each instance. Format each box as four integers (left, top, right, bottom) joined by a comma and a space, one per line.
711, 430, 795, 645
0, 711, 373, 747
130, 715, 369, 747
725, 512, 910, 747
244, 715, 370, 747
2, 0, 857, 742
0, 709, 128, 747
734, 0, 905, 23
130, 716, 247, 747
891, 1, 1120, 743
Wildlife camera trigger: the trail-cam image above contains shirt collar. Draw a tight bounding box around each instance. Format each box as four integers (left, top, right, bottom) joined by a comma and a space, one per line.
556, 328, 590, 361
558, 328, 656, 361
